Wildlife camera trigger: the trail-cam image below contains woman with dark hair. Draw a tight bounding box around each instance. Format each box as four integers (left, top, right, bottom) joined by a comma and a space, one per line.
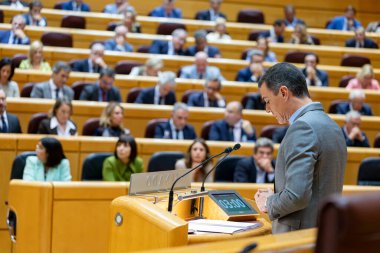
37, 98, 77, 136
94, 102, 130, 137
0, 57, 19, 97
102, 135, 143, 181
23, 137, 71, 181
175, 138, 214, 182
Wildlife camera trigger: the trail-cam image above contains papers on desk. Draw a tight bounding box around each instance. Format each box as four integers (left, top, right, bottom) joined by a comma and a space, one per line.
188, 219, 261, 234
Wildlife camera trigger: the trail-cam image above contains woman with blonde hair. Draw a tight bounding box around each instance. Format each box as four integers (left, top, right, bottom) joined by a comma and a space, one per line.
346, 64, 380, 90
19, 40, 51, 71
129, 57, 163, 76
94, 102, 130, 137
289, 24, 314, 45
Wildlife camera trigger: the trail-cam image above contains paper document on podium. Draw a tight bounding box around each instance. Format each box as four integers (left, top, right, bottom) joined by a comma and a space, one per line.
188, 219, 261, 234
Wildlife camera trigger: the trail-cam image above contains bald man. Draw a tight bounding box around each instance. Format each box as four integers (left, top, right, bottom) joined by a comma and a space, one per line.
180, 51, 225, 80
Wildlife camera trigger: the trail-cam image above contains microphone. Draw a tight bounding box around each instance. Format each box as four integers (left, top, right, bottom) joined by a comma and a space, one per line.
167, 146, 233, 212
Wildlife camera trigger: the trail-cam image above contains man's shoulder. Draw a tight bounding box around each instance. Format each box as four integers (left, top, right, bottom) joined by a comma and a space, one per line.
35, 81, 49, 88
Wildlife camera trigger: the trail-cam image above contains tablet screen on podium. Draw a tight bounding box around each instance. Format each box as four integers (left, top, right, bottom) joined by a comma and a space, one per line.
208, 190, 258, 216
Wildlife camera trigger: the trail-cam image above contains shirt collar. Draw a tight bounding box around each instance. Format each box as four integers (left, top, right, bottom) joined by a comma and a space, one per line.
50, 116, 76, 130
289, 102, 317, 125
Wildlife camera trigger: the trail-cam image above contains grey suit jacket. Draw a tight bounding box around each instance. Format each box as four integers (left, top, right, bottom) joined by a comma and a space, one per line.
267, 102, 347, 234
180, 65, 225, 80
31, 81, 74, 101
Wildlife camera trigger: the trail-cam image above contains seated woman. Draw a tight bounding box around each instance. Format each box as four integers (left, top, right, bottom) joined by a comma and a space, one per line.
19, 40, 51, 72
0, 57, 19, 97
23, 137, 72, 181
129, 57, 163, 76
175, 138, 214, 182
346, 64, 380, 90
103, 134, 143, 181
206, 18, 231, 42
121, 9, 141, 33
95, 102, 130, 137
289, 24, 314, 45
37, 98, 77, 136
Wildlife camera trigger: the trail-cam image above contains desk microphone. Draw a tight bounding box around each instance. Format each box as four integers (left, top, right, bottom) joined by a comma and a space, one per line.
167, 146, 233, 212
198, 143, 241, 217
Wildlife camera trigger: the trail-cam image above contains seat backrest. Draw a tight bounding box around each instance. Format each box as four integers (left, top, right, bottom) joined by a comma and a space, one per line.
82, 118, 100, 136
11, 54, 27, 68
315, 193, 380, 253
81, 152, 113, 180
181, 90, 200, 104
241, 92, 265, 110
339, 75, 355, 88
10, 152, 36, 179
20, 82, 35, 97
374, 133, 380, 148
54, 2, 64, 9
248, 30, 262, 41
201, 120, 215, 140
260, 125, 281, 139
147, 151, 184, 172
0, 10, 4, 23
107, 22, 118, 31
310, 35, 321, 45
214, 156, 245, 182
240, 48, 250, 60
156, 23, 187, 35
71, 81, 94, 100
144, 118, 167, 138
61, 15, 86, 29
114, 60, 143, 75
341, 55, 371, 67
41, 32, 73, 48
284, 51, 310, 63
237, 9, 265, 24
27, 113, 49, 134
126, 87, 142, 103
357, 157, 380, 186
137, 45, 151, 53
328, 99, 348, 114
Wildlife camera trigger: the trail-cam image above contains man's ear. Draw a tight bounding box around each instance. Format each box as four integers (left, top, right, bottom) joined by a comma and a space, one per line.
279, 85, 288, 99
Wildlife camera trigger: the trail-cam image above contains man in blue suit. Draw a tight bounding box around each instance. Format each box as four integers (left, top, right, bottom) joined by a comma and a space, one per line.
150, 0, 182, 18
187, 77, 225, 108
236, 49, 264, 83
342, 110, 370, 147
72, 43, 108, 73
154, 102, 197, 140
149, 28, 187, 56
61, 0, 90, 12
283, 5, 305, 28
195, 0, 227, 21
301, 54, 329, 87
0, 14, 30, 45
104, 25, 133, 52
345, 27, 378, 49
209, 101, 256, 142
336, 90, 373, 116
327, 5, 361, 31
185, 29, 221, 58
135, 71, 177, 105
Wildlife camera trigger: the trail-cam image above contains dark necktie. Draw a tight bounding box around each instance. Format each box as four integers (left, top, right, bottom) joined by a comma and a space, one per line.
1, 115, 8, 133
159, 97, 165, 105
102, 90, 107, 102
55, 88, 60, 99
198, 73, 204, 79
228, 125, 234, 141
13, 36, 19, 45
310, 80, 315, 86
175, 129, 180, 139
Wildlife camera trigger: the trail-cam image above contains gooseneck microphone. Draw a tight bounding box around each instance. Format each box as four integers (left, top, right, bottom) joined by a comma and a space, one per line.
167, 146, 233, 212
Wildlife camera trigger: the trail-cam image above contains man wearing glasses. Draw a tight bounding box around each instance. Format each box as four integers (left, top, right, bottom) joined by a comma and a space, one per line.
187, 77, 225, 108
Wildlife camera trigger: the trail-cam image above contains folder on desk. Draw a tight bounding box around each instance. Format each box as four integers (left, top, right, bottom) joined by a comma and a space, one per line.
188, 219, 261, 234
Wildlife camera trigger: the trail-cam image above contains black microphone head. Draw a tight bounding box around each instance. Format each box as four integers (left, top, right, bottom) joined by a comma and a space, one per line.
224, 147, 233, 153
233, 143, 241, 150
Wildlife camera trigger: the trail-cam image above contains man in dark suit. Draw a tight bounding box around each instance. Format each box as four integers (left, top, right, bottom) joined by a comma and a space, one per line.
236, 49, 264, 82
185, 29, 221, 58
79, 68, 121, 102
154, 102, 197, 140
149, 28, 187, 55
336, 89, 373, 116
283, 5, 305, 28
259, 19, 286, 43
31, 61, 74, 100
234, 137, 275, 183
342, 110, 370, 147
209, 101, 256, 142
135, 71, 177, 105
301, 53, 329, 87
71, 43, 108, 73
345, 27, 378, 49
149, 0, 182, 18
104, 25, 133, 52
0, 89, 22, 133
61, 0, 90, 12
195, 0, 227, 21
0, 14, 30, 45
188, 77, 225, 108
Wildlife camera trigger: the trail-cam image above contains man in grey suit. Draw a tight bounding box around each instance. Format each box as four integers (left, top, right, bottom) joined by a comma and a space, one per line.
31, 61, 74, 100
180, 51, 225, 80
254, 62, 347, 234
0, 89, 22, 133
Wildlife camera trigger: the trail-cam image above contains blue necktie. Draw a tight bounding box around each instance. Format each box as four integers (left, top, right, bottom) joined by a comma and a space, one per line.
13, 36, 19, 45
1, 115, 8, 133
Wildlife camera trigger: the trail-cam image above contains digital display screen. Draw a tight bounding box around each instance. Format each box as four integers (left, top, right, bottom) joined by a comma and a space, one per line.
210, 191, 257, 215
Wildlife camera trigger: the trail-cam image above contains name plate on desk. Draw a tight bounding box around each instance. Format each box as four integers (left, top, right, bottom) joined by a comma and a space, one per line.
129, 169, 191, 195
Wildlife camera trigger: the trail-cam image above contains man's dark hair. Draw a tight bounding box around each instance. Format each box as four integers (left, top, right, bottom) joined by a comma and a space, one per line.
52, 61, 71, 74
99, 67, 115, 79
273, 19, 286, 27
258, 62, 310, 98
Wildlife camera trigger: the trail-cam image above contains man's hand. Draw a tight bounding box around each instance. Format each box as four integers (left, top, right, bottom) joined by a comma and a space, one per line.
94, 57, 107, 68
254, 188, 274, 213
242, 120, 254, 135
256, 158, 274, 173
14, 29, 26, 39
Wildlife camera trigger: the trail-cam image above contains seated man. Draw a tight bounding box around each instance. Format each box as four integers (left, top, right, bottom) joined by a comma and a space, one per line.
260, 19, 286, 43
233, 137, 275, 183
0, 14, 30, 45
154, 102, 197, 140
188, 77, 225, 108
336, 90, 373, 116
149, 28, 187, 55
135, 71, 177, 105
0, 89, 22, 133
283, 5, 305, 28
79, 68, 121, 102
327, 5, 361, 31
61, 0, 90, 12
185, 29, 221, 58
103, 0, 135, 14
0, 0, 28, 8
195, 0, 227, 21
236, 49, 264, 82
23, 0, 47, 27
104, 25, 133, 52
31, 61, 74, 100
301, 53, 329, 87
180, 51, 225, 80
71, 43, 108, 73
341, 110, 370, 147
209, 101, 256, 142
345, 27, 378, 49
150, 0, 182, 18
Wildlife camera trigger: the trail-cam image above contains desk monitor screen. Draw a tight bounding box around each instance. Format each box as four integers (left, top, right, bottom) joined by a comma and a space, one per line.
208, 190, 257, 216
